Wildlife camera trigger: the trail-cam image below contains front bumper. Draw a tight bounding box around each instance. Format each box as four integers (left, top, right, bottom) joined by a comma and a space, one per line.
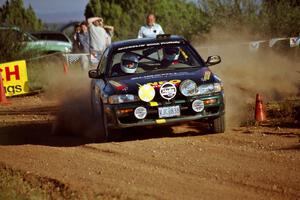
104, 93, 225, 129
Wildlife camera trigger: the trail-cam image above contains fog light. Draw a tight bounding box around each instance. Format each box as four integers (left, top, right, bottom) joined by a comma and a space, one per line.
192, 100, 204, 112
134, 106, 147, 119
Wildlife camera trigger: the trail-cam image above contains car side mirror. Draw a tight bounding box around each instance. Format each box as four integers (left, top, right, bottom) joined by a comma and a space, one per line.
88, 69, 103, 79
206, 55, 221, 66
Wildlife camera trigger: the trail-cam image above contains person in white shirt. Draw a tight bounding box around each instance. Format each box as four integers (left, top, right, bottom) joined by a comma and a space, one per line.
87, 17, 113, 63
137, 13, 164, 39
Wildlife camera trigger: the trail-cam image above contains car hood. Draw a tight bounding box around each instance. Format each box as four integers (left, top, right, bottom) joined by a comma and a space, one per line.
106, 67, 219, 95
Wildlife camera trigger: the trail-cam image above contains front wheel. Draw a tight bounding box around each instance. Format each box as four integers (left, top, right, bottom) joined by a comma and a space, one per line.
211, 115, 225, 133
90, 97, 110, 142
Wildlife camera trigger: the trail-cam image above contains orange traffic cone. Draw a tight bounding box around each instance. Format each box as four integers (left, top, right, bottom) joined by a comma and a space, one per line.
255, 93, 266, 122
63, 62, 69, 75
0, 72, 10, 105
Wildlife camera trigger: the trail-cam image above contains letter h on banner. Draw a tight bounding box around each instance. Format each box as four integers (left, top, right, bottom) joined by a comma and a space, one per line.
5, 65, 20, 81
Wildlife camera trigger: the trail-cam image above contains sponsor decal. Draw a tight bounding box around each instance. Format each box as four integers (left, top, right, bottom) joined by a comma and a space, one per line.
0, 60, 29, 96
109, 80, 127, 91
290, 37, 300, 47
138, 84, 156, 102
159, 82, 177, 100
149, 101, 159, 107
147, 79, 181, 88
156, 119, 166, 124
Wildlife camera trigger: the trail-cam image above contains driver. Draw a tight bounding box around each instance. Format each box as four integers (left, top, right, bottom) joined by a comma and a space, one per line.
111, 52, 139, 76
162, 46, 180, 66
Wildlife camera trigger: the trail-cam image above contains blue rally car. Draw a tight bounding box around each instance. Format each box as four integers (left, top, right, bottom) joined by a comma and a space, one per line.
89, 35, 225, 140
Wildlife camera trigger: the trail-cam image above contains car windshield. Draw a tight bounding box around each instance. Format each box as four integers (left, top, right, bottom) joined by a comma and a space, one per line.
109, 43, 204, 77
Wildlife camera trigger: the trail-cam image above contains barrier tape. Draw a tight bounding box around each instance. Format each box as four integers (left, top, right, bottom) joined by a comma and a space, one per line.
26, 52, 62, 62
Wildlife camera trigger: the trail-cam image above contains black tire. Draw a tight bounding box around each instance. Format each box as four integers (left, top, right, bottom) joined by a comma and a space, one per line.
90, 97, 110, 142
211, 114, 225, 133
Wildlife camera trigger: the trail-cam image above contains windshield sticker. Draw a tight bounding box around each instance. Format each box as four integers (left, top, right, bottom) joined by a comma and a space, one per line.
117, 41, 182, 51
118, 44, 146, 51
131, 72, 189, 81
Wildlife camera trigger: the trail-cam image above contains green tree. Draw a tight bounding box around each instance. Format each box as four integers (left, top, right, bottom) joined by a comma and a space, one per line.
261, 0, 300, 37
25, 5, 43, 31
0, 0, 43, 31
84, 0, 102, 19
199, 0, 261, 35
0, 0, 43, 62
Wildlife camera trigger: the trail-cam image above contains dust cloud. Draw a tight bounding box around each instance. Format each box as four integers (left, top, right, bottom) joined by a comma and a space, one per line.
195, 27, 300, 126
34, 60, 102, 139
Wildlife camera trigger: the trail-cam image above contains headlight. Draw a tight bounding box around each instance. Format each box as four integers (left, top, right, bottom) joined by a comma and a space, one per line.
179, 79, 198, 96
198, 83, 222, 95
108, 94, 139, 104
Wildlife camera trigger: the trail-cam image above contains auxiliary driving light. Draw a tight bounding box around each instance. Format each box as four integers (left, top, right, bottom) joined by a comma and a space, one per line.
134, 106, 147, 119
204, 98, 217, 105
192, 100, 204, 112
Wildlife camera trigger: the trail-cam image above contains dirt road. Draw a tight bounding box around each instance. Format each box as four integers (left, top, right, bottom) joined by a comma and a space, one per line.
0, 95, 299, 200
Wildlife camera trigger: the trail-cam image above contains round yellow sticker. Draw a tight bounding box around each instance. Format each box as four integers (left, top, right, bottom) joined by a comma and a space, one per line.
138, 84, 155, 102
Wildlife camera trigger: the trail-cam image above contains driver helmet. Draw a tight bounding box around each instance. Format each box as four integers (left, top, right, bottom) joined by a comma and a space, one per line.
121, 52, 139, 74
163, 46, 180, 62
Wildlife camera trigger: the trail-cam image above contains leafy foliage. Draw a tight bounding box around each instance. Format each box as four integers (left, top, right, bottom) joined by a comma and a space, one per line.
261, 0, 300, 37
0, 0, 43, 31
84, 0, 210, 40
199, 0, 300, 38
0, 0, 43, 62
84, 0, 300, 41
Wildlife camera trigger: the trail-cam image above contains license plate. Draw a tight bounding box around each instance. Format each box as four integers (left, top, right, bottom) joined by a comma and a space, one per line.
158, 106, 180, 118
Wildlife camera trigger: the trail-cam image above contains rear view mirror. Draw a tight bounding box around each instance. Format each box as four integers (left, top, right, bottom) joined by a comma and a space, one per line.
88, 69, 102, 79
206, 55, 221, 66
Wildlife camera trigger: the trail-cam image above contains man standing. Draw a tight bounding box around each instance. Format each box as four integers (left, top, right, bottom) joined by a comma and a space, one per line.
138, 13, 164, 39
78, 21, 90, 53
78, 21, 90, 70
87, 17, 110, 63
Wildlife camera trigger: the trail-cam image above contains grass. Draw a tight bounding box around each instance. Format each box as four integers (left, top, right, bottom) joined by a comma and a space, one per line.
241, 97, 300, 127
26, 53, 66, 92
0, 164, 78, 200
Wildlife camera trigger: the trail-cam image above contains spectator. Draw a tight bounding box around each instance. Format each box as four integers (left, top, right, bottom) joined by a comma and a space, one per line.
78, 21, 90, 53
137, 13, 164, 38
78, 21, 90, 70
72, 23, 81, 52
87, 17, 111, 62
